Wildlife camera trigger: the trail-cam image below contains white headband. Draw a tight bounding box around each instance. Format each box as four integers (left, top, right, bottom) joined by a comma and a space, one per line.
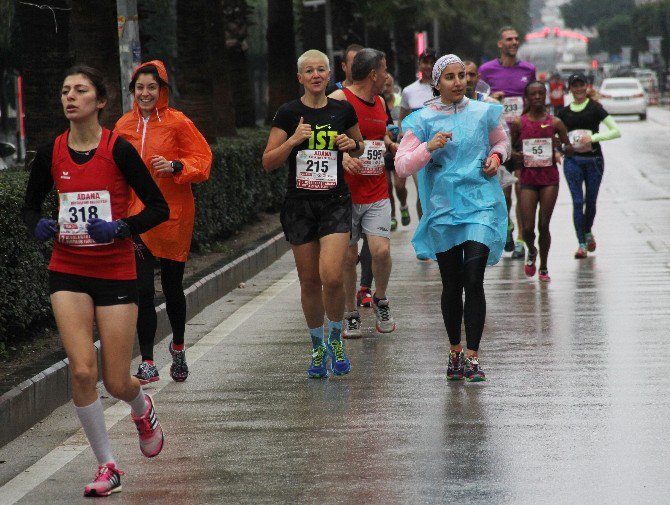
431, 54, 465, 87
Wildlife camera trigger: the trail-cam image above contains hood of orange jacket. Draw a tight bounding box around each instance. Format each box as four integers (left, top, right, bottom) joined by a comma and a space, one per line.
131, 59, 170, 117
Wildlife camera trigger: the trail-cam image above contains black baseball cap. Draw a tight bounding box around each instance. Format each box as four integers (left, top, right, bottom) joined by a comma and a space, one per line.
419, 49, 437, 62
567, 72, 588, 86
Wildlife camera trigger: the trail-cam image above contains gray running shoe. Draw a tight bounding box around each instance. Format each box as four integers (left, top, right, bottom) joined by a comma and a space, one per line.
374, 298, 396, 333
343, 311, 362, 339
511, 241, 525, 260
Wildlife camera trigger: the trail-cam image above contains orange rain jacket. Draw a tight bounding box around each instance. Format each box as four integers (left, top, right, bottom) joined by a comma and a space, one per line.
114, 60, 212, 262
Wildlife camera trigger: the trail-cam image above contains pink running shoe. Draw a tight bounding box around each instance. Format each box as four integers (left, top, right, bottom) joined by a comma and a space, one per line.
524, 249, 537, 277
585, 233, 596, 252
83, 463, 124, 497
574, 244, 588, 259
538, 269, 551, 282
131, 394, 164, 458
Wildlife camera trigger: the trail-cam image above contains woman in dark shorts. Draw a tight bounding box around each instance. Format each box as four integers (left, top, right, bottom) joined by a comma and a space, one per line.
510, 81, 572, 281
22, 65, 168, 497
263, 49, 364, 379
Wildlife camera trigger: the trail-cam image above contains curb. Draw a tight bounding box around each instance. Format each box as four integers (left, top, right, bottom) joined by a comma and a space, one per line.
0, 232, 290, 448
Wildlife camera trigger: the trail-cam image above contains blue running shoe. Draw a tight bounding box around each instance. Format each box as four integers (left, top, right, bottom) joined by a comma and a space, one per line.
327, 339, 351, 376
307, 345, 329, 378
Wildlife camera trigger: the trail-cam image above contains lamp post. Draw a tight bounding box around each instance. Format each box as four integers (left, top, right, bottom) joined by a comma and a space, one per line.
303, 0, 334, 83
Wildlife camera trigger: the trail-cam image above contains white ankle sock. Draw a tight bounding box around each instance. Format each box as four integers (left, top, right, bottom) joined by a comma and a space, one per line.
75, 399, 115, 466
128, 388, 149, 417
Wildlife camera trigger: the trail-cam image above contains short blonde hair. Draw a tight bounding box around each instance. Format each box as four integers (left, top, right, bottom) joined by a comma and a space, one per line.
297, 50, 330, 72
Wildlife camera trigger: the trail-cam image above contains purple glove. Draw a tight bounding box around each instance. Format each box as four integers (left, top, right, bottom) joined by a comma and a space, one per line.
86, 218, 120, 243
34, 218, 58, 241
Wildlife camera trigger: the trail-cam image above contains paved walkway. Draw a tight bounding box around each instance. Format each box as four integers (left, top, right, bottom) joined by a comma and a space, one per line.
1, 112, 669, 504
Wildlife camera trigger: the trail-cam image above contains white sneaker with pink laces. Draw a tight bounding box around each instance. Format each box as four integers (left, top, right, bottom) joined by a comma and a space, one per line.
131, 394, 164, 458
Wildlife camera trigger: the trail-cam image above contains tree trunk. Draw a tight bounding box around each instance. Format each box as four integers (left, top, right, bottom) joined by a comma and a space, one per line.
266, 0, 298, 123
70, 0, 122, 129
176, 0, 235, 141
17, 0, 72, 151
223, 0, 256, 128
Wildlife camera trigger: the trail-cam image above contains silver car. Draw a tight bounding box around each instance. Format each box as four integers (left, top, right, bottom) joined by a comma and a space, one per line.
598, 78, 647, 120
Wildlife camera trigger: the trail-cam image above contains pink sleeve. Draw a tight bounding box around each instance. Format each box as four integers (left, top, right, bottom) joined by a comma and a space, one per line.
488, 120, 510, 162
395, 130, 432, 178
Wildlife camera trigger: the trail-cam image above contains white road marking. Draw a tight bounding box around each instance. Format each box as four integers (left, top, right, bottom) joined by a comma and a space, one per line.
0, 270, 297, 505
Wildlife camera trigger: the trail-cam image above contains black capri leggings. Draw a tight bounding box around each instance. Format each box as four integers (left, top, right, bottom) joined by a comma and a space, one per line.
436, 240, 490, 352
135, 238, 186, 362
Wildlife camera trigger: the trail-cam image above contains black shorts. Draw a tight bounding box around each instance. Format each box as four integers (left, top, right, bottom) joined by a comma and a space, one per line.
49, 271, 138, 306
280, 193, 352, 245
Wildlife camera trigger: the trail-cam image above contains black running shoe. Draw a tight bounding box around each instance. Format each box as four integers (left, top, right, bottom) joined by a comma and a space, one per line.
169, 343, 189, 382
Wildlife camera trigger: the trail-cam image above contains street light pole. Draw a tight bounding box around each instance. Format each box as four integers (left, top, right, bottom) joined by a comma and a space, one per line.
324, 0, 334, 83
116, 0, 141, 113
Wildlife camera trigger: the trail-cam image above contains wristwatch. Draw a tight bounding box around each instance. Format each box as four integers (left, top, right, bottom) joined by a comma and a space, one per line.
170, 160, 184, 174
353, 139, 360, 151
114, 220, 131, 239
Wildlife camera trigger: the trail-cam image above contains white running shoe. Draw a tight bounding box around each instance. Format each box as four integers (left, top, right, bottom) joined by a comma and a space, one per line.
374, 298, 396, 333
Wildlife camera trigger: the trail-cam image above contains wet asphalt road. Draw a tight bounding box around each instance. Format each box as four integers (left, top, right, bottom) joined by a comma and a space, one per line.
1, 108, 669, 504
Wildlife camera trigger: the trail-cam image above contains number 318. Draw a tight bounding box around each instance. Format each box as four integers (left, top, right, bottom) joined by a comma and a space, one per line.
69, 206, 98, 223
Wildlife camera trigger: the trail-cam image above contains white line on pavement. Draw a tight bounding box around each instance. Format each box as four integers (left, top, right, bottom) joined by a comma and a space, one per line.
0, 270, 297, 505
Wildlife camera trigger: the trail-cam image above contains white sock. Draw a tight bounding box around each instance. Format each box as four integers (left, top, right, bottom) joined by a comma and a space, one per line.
75, 399, 115, 466
128, 388, 149, 417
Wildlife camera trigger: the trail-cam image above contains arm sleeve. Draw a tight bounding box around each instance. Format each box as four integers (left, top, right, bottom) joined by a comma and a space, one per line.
173, 115, 213, 185
271, 104, 294, 134
485, 104, 509, 161
395, 130, 432, 178
342, 101, 358, 131
113, 137, 169, 235
489, 120, 510, 162
591, 115, 621, 143
22, 143, 55, 233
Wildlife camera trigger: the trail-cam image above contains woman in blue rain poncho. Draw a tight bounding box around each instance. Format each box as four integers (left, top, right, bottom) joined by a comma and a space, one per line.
395, 54, 510, 382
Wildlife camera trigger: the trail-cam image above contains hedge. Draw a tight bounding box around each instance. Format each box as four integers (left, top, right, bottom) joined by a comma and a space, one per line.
0, 127, 286, 346
192, 128, 286, 250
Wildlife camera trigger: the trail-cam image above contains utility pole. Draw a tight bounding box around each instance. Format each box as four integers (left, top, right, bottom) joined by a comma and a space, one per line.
303, 0, 334, 83
116, 0, 141, 112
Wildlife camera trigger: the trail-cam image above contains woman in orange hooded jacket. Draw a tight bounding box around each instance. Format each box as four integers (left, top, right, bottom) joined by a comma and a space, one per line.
115, 60, 212, 384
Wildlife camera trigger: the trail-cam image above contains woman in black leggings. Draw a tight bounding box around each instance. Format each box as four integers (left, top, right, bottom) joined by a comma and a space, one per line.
395, 54, 509, 382
115, 60, 212, 383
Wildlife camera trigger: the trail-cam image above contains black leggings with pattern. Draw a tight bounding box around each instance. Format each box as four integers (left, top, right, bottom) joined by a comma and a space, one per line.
135, 238, 186, 362
436, 240, 490, 352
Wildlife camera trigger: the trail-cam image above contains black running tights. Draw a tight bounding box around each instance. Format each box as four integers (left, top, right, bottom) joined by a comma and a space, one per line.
435, 240, 490, 352
135, 239, 186, 361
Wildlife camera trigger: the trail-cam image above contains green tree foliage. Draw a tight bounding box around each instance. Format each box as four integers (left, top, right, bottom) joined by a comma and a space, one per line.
561, 0, 634, 30
631, 0, 670, 63
595, 14, 632, 54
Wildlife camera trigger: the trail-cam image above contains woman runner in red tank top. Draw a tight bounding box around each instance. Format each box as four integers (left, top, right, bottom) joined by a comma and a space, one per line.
22, 66, 168, 497
510, 81, 572, 281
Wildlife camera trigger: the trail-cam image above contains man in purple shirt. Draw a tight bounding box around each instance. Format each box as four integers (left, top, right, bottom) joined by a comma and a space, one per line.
480, 26, 536, 260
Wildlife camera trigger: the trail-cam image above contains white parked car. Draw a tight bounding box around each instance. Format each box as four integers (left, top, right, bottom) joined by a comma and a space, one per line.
598, 78, 647, 120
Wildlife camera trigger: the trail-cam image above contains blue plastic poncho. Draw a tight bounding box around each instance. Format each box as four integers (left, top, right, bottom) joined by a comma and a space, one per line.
401, 99, 507, 265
